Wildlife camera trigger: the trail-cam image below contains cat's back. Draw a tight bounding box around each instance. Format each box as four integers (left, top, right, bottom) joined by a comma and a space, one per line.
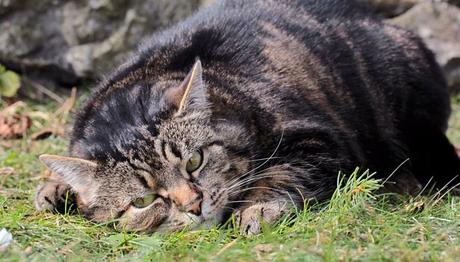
71, 0, 446, 162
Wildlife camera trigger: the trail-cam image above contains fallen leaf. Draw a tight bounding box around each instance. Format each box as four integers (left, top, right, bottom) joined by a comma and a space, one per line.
30, 128, 54, 140
0, 167, 14, 176
23, 246, 32, 255
216, 239, 238, 256
0, 113, 31, 139
254, 243, 273, 253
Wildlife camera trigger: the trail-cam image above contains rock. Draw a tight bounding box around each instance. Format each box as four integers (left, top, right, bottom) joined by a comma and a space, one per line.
0, 113, 31, 139
1, 0, 459, 92
449, 0, 460, 8
0, 0, 201, 87
389, 2, 460, 93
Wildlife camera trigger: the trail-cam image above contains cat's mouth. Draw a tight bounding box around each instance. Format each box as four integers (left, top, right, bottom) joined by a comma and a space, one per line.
177, 189, 228, 230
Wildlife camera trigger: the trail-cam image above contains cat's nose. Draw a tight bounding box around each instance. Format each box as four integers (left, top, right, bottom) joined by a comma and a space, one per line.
186, 197, 202, 216
169, 184, 202, 216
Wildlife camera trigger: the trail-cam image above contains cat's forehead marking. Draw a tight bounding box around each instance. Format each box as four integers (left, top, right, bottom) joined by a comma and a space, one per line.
137, 170, 157, 189
153, 138, 180, 163
162, 143, 183, 163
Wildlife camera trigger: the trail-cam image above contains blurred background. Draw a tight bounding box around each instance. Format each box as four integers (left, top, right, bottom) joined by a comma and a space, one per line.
0, 0, 459, 141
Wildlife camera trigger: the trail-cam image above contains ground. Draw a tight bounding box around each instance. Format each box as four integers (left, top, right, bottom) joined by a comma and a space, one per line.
1, 91, 460, 261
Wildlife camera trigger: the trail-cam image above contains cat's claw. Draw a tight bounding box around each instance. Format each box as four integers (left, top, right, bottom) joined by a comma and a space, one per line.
235, 201, 288, 236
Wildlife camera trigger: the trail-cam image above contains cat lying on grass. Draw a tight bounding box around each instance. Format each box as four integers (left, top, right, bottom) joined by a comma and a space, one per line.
35, 0, 460, 235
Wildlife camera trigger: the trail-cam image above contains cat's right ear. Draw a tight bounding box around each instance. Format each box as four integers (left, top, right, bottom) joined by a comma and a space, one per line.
165, 60, 209, 115
39, 154, 98, 205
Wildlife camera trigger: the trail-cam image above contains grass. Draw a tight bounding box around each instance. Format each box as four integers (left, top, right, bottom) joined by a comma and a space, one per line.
1, 94, 460, 261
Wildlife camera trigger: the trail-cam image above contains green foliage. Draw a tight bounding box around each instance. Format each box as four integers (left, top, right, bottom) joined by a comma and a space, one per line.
0, 65, 20, 98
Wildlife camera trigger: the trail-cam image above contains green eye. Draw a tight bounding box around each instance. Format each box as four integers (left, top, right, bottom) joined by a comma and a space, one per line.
186, 150, 203, 173
132, 194, 157, 208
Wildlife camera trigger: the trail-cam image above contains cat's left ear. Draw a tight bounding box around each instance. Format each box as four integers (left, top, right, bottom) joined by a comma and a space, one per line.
165, 59, 209, 115
39, 154, 99, 205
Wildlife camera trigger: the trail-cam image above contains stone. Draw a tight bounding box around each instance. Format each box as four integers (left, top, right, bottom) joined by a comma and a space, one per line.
1, 0, 459, 92
449, 0, 460, 7
0, 0, 201, 87
389, 2, 460, 92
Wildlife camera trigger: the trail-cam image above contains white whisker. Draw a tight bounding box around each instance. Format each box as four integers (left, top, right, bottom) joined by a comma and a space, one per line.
225, 130, 285, 189
229, 186, 280, 196
227, 200, 255, 204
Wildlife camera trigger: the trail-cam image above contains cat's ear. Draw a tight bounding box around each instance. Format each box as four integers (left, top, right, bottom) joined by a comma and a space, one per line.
165, 60, 209, 115
39, 154, 98, 204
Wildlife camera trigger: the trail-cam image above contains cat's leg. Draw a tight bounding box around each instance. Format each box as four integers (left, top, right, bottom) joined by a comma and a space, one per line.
233, 163, 336, 235
34, 181, 75, 213
235, 200, 290, 235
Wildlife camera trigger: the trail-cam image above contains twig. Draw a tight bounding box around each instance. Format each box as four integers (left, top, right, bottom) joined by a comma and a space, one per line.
22, 76, 65, 104
216, 239, 238, 256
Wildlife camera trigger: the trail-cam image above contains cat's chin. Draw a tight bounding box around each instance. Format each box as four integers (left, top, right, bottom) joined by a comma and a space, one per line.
153, 207, 224, 232
187, 215, 221, 231
184, 208, 224, 231
201, 208, 225, 226
195, 218, 218, 230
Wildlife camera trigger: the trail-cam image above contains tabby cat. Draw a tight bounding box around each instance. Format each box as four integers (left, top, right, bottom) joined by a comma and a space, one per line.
35, 0, 460, 234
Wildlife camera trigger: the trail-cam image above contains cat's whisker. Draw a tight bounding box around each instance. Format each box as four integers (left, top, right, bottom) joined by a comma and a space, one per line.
227, 166, 305, 191
228, 175, 274, 189
225, 164, 273, 186
226, 171, 271, 187
227, 166, 285, 186
224, 170, 270, 190
245, 156, 284, 162
226, 164, 321, 196
226, 173, 276, 190
225, 131, 285, 189
227, 200, 254, 204
228, 186, 280, 196
220, 206, 236, 213
225, 160, 281, 184
227, 168, 293, 188
226, 175, 282, 196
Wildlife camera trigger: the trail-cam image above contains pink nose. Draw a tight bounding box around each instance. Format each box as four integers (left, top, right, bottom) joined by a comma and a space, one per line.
169, 184, 202, 216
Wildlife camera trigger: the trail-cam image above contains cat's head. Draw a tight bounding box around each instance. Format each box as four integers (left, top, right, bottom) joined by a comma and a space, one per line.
39, 60, 253, 232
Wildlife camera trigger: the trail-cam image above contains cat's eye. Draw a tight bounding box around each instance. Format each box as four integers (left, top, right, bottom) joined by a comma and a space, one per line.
132, 194, 157, 208
186, 150, 203, 173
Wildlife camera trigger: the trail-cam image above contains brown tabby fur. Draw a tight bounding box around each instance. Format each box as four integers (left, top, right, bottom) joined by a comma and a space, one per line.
35, 0, 460, 235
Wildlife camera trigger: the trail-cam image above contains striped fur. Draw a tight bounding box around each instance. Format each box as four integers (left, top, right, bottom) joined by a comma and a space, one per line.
35, 0, 460, 234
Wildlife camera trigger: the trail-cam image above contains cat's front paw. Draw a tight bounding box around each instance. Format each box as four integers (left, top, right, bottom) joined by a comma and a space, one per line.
34, 182, 73, 213
235, 201, 288, 235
